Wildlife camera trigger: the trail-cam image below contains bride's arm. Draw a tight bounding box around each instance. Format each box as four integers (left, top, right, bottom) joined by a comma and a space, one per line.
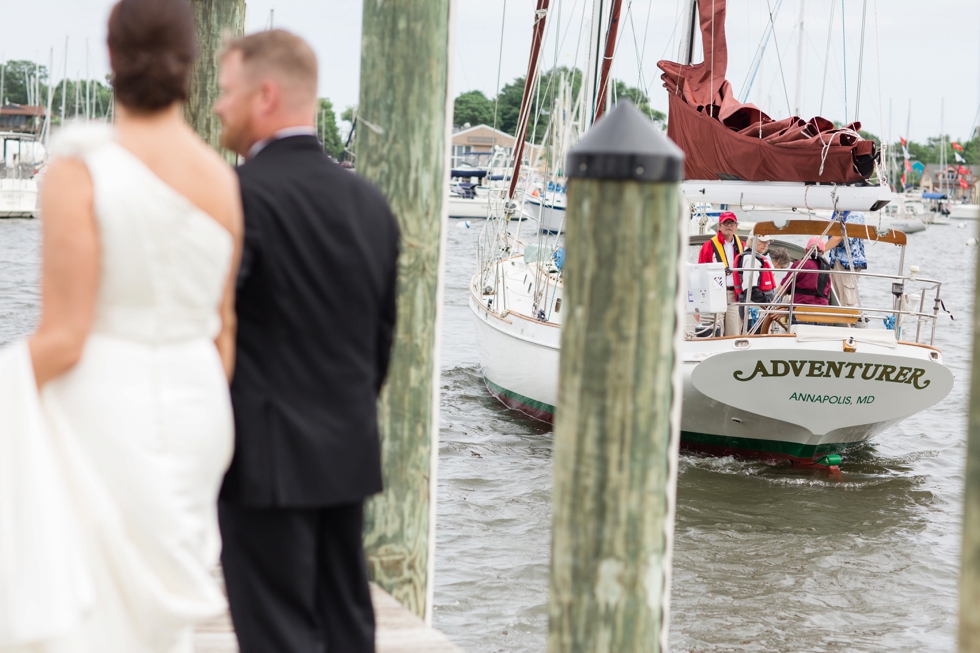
28, 158, 100, 388
215, 177, 243, 382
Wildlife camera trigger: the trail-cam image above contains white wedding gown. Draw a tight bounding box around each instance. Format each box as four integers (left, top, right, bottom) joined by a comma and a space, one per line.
0, 125, 234, 653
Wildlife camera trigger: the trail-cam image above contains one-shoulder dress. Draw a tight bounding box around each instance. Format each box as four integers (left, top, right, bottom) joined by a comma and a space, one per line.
0, 125, 234, 653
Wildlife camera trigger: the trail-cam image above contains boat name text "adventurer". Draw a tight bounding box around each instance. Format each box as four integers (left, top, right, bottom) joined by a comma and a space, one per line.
732, 359, 930, 389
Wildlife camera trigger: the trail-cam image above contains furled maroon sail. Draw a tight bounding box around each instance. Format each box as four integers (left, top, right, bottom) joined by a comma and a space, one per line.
657, 0, 878, 184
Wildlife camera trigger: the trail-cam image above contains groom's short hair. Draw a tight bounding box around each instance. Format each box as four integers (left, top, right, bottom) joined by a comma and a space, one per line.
222, 30, 318, 105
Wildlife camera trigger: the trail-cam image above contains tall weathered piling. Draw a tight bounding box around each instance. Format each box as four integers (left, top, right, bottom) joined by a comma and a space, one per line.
959, 236, 980, 648
185, 0, 245, 155
357, 0, 454, 623
548, 102, 686, 653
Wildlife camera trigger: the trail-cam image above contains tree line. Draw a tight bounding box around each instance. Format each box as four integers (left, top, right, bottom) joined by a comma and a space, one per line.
452, 67, 666, 141
901, 135, 979, 166
1, 60, 113, 121
2, 59, 346, 160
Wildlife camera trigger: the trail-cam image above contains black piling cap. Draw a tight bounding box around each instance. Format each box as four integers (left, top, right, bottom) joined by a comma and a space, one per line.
567, 101, 684, 182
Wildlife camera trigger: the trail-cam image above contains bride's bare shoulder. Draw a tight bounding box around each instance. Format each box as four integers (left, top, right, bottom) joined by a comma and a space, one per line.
42, 157, 94, 207
179, 130, 242, 237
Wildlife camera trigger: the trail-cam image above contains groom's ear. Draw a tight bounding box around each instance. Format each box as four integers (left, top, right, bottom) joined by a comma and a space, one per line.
257, 79, 281, 116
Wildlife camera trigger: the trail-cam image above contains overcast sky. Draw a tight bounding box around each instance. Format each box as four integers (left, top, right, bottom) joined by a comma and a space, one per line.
3, 0, 979, 142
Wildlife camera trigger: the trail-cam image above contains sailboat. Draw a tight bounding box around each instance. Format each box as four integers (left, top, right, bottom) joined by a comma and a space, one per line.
0, 129, 43, 218
470, 0, 954, 466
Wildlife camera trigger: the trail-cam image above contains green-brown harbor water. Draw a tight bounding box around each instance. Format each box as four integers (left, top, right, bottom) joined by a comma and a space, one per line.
0, 216, 973, 652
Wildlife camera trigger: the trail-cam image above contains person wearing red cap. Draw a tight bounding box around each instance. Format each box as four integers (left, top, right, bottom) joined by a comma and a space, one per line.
698, 211, 745, 335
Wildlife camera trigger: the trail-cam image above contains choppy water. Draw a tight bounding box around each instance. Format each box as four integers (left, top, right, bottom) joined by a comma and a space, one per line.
433, 217, 976, 653
0, 216, 974, 652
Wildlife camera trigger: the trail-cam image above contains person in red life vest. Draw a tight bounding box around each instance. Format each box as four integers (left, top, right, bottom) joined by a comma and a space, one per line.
735, 235, 777, 331
736, 235, 777, 304
698, 211, 744, 335
789, 237, 833, 306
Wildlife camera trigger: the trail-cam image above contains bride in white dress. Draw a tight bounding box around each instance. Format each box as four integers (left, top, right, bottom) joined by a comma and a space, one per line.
0, 1, 243, 651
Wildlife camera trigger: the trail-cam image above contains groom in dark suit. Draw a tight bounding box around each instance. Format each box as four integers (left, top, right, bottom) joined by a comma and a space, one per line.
213, 30, 398, 653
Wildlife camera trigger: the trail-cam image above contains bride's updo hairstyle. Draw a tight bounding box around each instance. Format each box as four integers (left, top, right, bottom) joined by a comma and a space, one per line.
107, 0, 197, 112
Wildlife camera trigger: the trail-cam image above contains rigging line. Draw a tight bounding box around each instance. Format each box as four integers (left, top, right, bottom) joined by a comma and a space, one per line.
818, 0, 835, 116
589, 0, 620, 121
455, 39, 471, 91
555, 0, 582, 63
638, 0, 655, 80
764, 0, 793, 117
628, 0, 656, 117
841, 0, 847, 124
853, 0, 868, 122
662, 0, 683, 60
738, 0, 787, 104
491, 0, 508, 143
523, 5, 557, 177
569, 0, 589, 135
709, 0, 715, 117
628, 5, 645, 93
543, 0, 563, 135
873, 0, 885, 143
645, 0, 685, 101
793, 0, 805, 117
594, 0, 634, 120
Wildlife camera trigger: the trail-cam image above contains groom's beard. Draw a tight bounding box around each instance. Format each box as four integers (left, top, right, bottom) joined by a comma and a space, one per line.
219, 123, 249, 158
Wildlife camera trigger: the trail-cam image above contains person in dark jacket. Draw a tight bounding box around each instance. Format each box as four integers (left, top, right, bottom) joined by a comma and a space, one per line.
213, 30, 399, 653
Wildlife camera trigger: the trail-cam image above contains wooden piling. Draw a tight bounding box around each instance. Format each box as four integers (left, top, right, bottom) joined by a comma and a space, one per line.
959, 236, 980, 649
185, 0, 245, 157
356, 0, 455, 623
548, 102, 686, 652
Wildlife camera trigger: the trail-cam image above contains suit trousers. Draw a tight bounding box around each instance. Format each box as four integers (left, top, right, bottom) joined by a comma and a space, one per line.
218, 500, 375, 653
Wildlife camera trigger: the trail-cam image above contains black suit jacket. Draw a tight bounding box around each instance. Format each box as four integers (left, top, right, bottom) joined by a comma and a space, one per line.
221, 135, 399, 507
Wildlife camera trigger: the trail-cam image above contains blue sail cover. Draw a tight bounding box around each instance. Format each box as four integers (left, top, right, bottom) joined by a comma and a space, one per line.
450, 168, 488, 179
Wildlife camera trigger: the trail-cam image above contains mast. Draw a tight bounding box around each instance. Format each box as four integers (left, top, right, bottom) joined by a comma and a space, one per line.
592, 0, 624, 122
60, 38, 68, 127
582, 0, 605, 128
818, 0, 835, 115
44, 48, 54, 150
678, 0, 698, 66
507, 0, 550, 202
85, 40, 91, 121
888, 98, 894, 191
853, 0, 869, 122
794, 0, 805, 116
939, 100, 944, 195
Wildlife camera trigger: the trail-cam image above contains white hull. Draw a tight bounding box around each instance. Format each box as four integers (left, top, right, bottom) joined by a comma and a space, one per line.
471, 294, 560, 419
889, 218, 927, 234
0, 178, 38, 218
447, 194, 491, 219
524, 193, 567, 234
470, 271, 953, 463
951, 204, 980, 220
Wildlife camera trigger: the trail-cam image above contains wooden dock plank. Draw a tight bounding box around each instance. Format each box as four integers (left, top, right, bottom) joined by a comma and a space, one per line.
193, 583, 463, 652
